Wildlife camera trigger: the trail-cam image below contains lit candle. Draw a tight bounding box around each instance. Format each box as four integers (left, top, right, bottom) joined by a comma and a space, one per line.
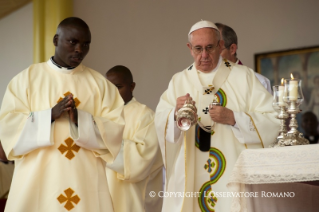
278, 78, 285, 106
289, 74, 298, 101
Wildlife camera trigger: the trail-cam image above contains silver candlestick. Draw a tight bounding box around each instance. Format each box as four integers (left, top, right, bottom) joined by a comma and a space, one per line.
270, 85, 289, 147
284, 99, 309, 145
280, 78, 309, 146
270, 79, 309, 147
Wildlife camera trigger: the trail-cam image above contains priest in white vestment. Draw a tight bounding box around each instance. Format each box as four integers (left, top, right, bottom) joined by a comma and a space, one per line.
105, 65, 163, 212
0, 17, 125, 212
154, 20, 280, 212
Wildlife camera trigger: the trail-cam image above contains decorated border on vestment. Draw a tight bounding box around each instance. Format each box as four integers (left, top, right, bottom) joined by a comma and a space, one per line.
198, 147, 226, 212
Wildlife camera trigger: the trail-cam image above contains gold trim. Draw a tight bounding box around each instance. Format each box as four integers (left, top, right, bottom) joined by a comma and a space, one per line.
181, 133, 187, 212
164, 109, 172, 189
245, 112, 264, 148
203, 86, 215, 95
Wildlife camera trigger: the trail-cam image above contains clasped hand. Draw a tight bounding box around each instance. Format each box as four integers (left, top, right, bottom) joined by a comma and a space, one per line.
51, 94, 78, 125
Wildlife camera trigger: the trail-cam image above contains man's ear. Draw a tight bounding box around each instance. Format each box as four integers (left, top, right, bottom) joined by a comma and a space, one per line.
187, 43, 192, 51
53, 34, 58, 46
131, 82, 136, 92
229, 43, 238, 56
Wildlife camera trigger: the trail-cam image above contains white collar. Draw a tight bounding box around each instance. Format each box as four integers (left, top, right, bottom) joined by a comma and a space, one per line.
47, 57, 81, 74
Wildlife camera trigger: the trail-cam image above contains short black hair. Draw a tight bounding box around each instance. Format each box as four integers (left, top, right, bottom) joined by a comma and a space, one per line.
106, 65, 133, 83
58, 17, 89, 30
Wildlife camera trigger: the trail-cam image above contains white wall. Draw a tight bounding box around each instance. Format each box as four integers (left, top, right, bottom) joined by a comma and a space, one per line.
0, 1, 318, 110
74, 0, 319, 110
0, 2, 33, 106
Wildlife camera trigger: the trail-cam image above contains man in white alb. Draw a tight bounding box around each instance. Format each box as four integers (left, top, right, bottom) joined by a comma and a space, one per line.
0, 17, 125, 212
105, 65, 163, 212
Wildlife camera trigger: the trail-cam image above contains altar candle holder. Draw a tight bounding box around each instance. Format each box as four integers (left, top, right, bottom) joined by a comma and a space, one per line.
269, 85, 289, 147
281, 78, 309, 146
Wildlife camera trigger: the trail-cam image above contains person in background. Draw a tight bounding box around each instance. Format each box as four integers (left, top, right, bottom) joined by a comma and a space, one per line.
105, 65, 163, 212
155, 20, 279, 211
301, 111, 319, 144
0, 17, 125, 212
215, 22, 272, 94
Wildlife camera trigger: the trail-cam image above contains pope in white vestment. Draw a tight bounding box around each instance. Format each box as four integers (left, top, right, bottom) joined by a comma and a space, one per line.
155, 21, 280, 212
0, 58, 125, 212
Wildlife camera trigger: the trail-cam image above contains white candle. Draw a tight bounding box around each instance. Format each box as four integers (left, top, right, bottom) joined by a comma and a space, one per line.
289, 80, 298, 100
278, 86, 285, 106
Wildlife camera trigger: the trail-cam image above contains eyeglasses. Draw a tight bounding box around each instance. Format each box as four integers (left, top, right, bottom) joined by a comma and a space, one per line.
191, 40, 220, 55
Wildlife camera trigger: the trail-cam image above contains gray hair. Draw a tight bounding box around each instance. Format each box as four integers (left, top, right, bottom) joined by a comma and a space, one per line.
215, 23, 237, 49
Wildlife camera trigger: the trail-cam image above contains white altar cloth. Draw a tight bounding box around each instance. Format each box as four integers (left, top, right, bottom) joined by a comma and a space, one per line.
227, 144, 319, 212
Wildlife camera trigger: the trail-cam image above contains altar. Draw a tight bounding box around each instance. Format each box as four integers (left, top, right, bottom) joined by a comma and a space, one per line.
227, 144, 319, 212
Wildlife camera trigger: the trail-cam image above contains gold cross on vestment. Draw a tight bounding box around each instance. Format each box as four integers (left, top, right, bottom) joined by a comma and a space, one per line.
58, 137, 81, 160
57, 188, 80, 211
203, 85, 215, 95
57, 91, 81, 107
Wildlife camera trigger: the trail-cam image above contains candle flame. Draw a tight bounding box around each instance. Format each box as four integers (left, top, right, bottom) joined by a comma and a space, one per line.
281, 78, 284, 85
291, 73, 294, 79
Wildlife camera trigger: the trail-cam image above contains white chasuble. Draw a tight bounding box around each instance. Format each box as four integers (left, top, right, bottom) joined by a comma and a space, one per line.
155, 59, 280, 212
106, 98, 163, 212
0, 60, 125, 212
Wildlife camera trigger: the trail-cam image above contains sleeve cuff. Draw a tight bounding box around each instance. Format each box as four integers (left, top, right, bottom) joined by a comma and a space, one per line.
232, 111, 261, 144
12, 109, 53, 156
166, 110, 182, 143
70, 109, 106, 150
105, 140, 124, 175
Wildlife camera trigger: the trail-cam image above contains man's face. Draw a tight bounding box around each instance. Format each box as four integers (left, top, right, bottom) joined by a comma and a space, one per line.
187, 28, 222, 73
53, 26, 91, 68
220, 45, 233, 62
106, 73, 135, 104
219, 29, 236, 63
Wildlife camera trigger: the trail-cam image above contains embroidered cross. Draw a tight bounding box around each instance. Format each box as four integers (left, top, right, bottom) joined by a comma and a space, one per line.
202, 107, 209, 114
204, 159, 215, 173
208, 194, 218, 208
188, 65, 193, 70
57, 91, 81, 107
57, 188, 80, 211
203, 86, 214, 95
58, 137, 81, 160
225, 61, 231, 67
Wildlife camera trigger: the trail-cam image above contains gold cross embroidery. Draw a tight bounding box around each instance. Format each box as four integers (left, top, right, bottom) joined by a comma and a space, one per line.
203, 86, 215, 95
57, 188, 80, 211
225, 61, 231, 67
57, 91, 81, 107
223, 59, 231, 68
58, 137, 81, 160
